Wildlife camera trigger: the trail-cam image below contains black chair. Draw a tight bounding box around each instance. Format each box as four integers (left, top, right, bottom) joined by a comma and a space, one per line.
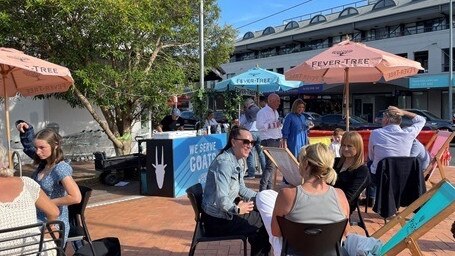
371, 156, 425, 219
276, 216, 347, 256
66, 185, 96, 255
186, 183, 248, 256
333, 158, 369, 236
0, 220, 66, 255
349, 175, 370, 237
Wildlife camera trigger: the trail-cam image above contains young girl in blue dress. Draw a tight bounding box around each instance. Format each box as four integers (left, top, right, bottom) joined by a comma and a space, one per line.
16, 120, 81, 241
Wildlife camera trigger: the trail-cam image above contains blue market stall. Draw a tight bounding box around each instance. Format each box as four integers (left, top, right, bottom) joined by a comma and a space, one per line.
140, 133, 227, 198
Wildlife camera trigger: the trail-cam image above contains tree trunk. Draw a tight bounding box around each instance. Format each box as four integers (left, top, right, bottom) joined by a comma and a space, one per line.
73, 86, 131, 155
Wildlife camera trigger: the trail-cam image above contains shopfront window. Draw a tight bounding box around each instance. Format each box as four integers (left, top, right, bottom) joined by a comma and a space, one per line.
411, 91, 428, 110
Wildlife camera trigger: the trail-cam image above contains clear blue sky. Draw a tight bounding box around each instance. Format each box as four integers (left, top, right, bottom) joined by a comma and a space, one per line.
218, 0, 359, 37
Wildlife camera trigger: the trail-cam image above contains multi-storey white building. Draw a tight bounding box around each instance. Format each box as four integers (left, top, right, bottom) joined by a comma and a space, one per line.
220, 0, 454, 122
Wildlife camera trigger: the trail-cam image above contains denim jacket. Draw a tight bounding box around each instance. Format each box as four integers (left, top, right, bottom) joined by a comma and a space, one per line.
202, 148, 257, 220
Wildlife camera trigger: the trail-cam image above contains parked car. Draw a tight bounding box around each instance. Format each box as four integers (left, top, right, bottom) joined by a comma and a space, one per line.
313, 114, 381, 131
302, 112, 322, 121
180, 110, 200, 130
374, 109, 452, 131
180, 110, 228, 130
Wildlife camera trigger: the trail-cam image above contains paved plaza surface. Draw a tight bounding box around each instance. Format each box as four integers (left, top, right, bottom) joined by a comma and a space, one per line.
21, 155, 455, 255
59, 162, 454, 256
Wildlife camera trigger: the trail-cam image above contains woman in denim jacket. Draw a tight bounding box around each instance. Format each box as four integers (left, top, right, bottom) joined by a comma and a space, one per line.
202, 126, 271, 256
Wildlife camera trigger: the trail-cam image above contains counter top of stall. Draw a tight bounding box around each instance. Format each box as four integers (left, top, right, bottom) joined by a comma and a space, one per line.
152, 130, 197, 139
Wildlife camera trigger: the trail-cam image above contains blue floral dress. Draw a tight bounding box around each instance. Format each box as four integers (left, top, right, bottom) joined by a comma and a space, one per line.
19, 121, 72, 241
31, 162, 72, 241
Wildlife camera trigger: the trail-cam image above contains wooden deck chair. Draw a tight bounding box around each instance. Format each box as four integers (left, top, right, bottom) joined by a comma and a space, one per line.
423, 131, 455, 184
371, 179, 455, 256
263, 147, 301, 188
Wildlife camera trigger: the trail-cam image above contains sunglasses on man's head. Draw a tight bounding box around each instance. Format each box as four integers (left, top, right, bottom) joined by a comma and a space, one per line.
234, 138, 256, 146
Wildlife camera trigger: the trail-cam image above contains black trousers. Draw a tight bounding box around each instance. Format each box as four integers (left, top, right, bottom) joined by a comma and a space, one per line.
202, 211, 271, 256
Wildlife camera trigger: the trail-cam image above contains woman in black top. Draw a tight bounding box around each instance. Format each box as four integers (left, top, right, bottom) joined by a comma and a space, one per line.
334, 131, 370, 214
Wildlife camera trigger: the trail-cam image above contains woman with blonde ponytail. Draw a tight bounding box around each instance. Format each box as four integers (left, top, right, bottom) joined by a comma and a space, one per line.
256, 143, 350, 256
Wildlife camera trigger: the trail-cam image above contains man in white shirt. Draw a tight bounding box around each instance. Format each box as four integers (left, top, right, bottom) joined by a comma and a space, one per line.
367, 106, 425, 202
369, 106, 425, 175
256, 93, 283, 191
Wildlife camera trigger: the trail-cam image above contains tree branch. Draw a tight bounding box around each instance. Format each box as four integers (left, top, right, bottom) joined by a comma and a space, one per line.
72, 85, 124, 150
144, 36, 162, 73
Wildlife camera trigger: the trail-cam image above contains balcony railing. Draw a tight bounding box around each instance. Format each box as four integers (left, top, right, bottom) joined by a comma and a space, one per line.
231, 23, 450, 63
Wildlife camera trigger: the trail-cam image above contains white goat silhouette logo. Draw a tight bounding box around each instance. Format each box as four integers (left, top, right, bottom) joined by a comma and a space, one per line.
152, 146, 167, 189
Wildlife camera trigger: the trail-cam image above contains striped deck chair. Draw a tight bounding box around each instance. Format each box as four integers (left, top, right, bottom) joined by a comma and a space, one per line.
423, 131, 455, 184
371, 179, 455, 256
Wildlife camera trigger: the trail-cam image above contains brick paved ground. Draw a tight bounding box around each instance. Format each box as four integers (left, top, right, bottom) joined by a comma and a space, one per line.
77, 165, 455, 256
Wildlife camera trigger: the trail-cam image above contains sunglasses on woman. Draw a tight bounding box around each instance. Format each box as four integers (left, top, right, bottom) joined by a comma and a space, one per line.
234, 138, 256, 146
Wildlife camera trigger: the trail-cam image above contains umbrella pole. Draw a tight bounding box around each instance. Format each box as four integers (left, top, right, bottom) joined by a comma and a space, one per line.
2, 74, 12, 168
345, 68, 350, 132
256, 84, 259, 105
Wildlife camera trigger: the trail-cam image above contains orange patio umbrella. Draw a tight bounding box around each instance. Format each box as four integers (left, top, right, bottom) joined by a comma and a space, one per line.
0, 47, 74, 167
285, 39, 423, 131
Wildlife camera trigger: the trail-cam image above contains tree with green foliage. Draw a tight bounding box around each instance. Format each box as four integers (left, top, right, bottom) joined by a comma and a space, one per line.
192, 88, 244, 126
0, 0, 235, 155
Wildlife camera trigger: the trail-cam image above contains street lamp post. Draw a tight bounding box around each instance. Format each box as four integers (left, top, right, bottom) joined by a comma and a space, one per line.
199, 0, 205, 93
449, 0, 453, 121
448, 0, 453, 119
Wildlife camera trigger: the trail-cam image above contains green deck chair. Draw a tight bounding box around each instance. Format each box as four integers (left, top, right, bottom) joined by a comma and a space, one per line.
371, 179, 455, 256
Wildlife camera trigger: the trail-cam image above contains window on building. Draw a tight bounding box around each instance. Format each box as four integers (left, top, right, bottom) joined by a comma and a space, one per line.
372, 0, 396, 10
236, 51, 256, 61
262, 26, 275, 36
404, 22, 418, 35
280, 44, 300, 55
307, 39, 325, 49
243, 32, 254, 40
442, 48, 455, 72
259, 48, 276, 58
351, 32, 362, 41
284, 21, 299, 30
388, 25, 402, 37
396, 53, 408, 58
339, 7, 359, 18
332, 36, 342, 44
411, 91, 428, 110
414, 51, 428, 73
367, 28, 387, 40
276, 68, 284, 74
310, 15, 327, 24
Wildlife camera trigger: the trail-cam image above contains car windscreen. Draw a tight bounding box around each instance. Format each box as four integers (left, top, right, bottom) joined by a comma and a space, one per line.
420, 110, 440, 120
349, 116, 367, 124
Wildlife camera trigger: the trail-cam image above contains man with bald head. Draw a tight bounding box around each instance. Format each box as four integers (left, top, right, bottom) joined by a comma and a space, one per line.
256, 93, 283, 191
